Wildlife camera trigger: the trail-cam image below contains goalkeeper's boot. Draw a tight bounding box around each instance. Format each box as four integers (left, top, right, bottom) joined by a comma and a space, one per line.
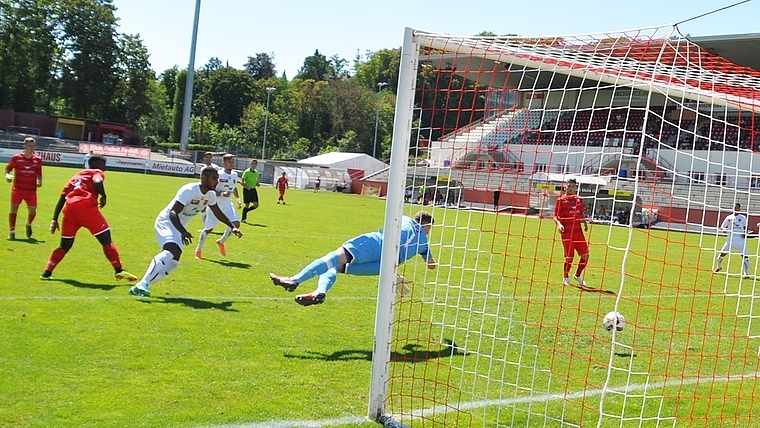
115, 269, 138, 282
269, 273, 298, 292
128, 281, 151, 297
295, 291, 325, 306
216, 239, 227, 257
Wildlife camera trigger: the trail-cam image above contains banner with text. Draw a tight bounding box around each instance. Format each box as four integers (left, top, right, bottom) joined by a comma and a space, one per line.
0, 148, 194, 177
78, 142, 151, 160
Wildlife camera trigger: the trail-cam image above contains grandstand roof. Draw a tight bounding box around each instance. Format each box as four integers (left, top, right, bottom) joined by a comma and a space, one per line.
691, 33, 760, 72
420, 30, 760, 111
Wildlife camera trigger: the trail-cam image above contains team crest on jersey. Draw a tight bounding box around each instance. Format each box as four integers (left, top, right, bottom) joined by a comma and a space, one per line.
190, 199, 200, 205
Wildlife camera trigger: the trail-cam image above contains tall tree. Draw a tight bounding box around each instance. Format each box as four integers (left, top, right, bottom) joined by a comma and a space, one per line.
170, 69, 187, 142
204, 57, 222, 71
244, 52, 276, 80
158, 66, 178, 109
109, 33, 155, 125
354, 48, 401, 93
296, 49, 331, 81
0, 0, 58, 112
59, 0, 120, 120
205, 67, 255, 127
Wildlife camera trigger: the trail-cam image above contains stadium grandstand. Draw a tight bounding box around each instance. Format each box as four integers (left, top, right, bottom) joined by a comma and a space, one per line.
420, 28, 760, 225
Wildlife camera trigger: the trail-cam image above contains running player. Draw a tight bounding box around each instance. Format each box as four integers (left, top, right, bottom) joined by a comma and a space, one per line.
129, 167, 242, 297
40, 156, 138, 282
195, 154, 242, 258
5, 137, 42, 239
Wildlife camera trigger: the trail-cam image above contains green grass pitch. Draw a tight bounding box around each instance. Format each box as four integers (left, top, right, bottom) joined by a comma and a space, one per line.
1, 165, 758, 427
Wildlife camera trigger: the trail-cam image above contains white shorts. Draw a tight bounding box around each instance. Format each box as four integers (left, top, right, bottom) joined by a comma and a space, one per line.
202, 200, 239, 230
721, 238, 748, 256
155, 217, 184, 248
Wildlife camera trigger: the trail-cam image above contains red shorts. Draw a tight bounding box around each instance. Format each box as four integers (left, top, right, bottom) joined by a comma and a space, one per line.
562, 238, 589, 258
278, 188, 286, 196
61, 203, 109, 238
10, 189, 37, 207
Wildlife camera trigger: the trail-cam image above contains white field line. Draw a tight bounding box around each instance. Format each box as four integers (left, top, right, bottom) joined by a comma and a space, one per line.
198, 370, 760, 428
0, 291, 708, 302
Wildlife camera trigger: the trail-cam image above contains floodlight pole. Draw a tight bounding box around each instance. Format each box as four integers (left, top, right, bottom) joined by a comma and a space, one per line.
373, 82, 388, 159
262, 87, 276, 159
179, 0, 202, 151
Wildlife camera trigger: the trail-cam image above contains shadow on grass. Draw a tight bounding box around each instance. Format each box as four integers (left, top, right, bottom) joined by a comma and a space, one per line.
54, 278, 118, 291
242, 221, 266, 227
283, 338, 465, 362
9, 237, 45, 245
138, 296, 241, 312
205, 259, 252, 269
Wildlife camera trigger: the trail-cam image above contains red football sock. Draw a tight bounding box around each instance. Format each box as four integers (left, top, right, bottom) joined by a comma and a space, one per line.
563, 260, 572, 278
9, 212, 17, 231
45, 248, 67, 272
575, 259, 588, 277
102, 243, 123, 271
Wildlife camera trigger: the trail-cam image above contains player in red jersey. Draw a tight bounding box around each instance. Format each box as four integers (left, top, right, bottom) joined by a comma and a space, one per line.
4, 137, 43, 240
554, 178, 590, 287
276, 171, 289, 204
40, 156, 138, 282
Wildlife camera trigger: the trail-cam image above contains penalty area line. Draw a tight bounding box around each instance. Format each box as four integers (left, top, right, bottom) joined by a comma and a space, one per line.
197, 370, 760, 428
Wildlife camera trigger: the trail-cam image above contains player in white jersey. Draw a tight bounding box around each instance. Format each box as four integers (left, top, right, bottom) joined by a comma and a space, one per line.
198, 151, 221, 224
195, 153, 242, 258
714, 202, 750, 278
129, 167, 242, 297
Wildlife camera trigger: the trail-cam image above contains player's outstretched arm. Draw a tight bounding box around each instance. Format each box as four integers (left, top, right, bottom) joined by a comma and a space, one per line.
209, 203, 242, 238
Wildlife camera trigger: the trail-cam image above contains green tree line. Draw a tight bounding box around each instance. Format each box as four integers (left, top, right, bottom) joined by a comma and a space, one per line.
0, 0, 487, 159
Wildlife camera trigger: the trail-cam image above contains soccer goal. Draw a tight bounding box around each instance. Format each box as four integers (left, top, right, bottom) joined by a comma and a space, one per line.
370, 24, 760, 427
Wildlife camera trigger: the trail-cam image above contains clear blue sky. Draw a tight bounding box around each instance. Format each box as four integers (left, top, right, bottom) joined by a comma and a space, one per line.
113, 0, 759, 78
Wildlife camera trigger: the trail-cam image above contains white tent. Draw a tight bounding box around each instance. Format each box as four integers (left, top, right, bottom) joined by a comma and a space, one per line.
298, 152, 387, 177
530, 172, 609, 186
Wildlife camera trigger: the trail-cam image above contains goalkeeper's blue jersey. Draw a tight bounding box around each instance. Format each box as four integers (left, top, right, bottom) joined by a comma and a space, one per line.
397, 216, 432, 263
344, 216, 432, 265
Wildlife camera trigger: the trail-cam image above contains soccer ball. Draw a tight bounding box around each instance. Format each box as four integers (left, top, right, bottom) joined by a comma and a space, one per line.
603, 311, 625, 332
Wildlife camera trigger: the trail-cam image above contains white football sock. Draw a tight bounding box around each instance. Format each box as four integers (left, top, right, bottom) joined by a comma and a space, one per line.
141, 250, 177, 286
196, 230, 209, 251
